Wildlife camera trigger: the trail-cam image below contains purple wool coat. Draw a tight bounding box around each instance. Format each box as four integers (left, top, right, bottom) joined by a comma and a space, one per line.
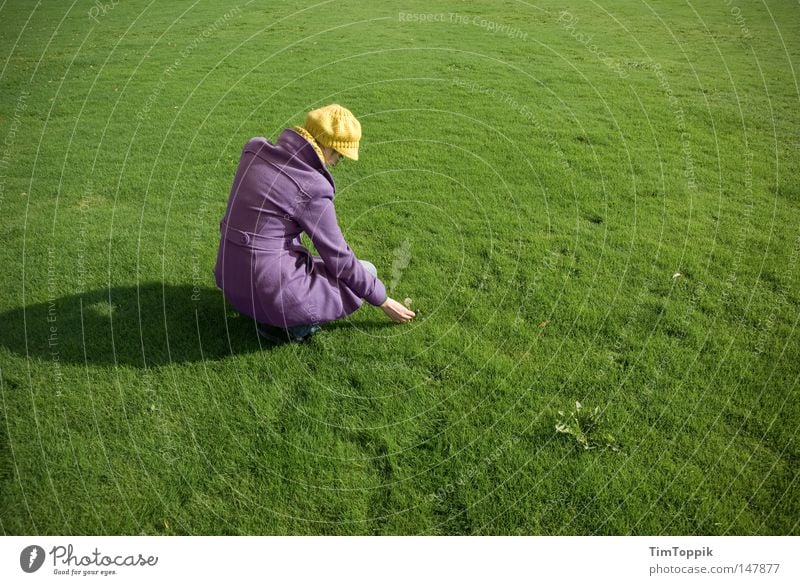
213, 129, 388, 328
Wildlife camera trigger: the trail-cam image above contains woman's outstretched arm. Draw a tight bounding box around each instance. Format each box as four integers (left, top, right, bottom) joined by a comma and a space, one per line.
296, 192, 388, 306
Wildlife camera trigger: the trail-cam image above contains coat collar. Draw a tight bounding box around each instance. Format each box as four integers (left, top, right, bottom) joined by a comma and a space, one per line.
276, 128, 336, 193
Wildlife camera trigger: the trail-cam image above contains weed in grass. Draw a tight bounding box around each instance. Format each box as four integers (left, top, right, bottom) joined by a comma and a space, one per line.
555, 402, 620, 452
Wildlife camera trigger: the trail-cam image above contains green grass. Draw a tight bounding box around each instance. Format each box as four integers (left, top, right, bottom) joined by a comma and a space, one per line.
1, 0, 798, 535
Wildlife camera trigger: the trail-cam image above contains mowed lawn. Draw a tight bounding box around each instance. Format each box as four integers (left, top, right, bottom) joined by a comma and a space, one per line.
1, 0, 798, 535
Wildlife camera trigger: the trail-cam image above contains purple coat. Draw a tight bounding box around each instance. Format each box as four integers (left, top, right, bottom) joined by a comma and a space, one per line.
213, 128, 387, 327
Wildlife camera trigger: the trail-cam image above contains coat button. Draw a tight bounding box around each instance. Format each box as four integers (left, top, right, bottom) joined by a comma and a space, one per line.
240, 233, 250, 244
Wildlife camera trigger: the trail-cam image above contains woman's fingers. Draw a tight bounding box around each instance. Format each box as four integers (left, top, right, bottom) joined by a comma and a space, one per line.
381, 298, 416, 323
396, 307, 415, 323
398, 304, 415, 319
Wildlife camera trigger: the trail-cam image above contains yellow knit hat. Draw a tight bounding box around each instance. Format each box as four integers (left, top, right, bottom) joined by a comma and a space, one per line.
302, 104, 361, 161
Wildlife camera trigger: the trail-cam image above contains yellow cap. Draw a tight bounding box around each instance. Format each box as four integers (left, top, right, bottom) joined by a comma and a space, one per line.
302, 104, 361, 161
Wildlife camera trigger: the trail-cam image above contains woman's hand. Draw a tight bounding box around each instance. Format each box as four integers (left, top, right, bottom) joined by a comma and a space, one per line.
380, 297, 416, 323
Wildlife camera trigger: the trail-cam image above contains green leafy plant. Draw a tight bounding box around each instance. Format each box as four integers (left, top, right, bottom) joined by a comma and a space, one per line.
555, 401, 620, 452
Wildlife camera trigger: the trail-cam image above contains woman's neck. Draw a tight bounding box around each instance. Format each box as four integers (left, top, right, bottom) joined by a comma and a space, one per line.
291, 125, 326, 165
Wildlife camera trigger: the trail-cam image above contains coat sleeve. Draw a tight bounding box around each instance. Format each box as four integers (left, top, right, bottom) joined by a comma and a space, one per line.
296, 193, 388, 307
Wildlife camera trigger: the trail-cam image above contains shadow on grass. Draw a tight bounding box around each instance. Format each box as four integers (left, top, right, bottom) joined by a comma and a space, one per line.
0, 283, 390, 368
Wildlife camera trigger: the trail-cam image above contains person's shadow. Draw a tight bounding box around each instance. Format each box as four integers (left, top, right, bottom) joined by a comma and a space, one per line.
0, 283, 390, 368
0, 283, 255, 368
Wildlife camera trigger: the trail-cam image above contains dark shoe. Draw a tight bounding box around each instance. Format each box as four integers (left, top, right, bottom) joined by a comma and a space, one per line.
287, 323, 321, 342
256, 322, 292, 345
256, 322, 321, 344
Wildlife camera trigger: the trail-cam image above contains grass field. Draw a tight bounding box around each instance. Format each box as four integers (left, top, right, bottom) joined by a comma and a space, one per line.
1, 0, 798, 535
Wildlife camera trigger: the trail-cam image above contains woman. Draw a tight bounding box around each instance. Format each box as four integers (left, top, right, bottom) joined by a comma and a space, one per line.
214, 104, 415, 344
